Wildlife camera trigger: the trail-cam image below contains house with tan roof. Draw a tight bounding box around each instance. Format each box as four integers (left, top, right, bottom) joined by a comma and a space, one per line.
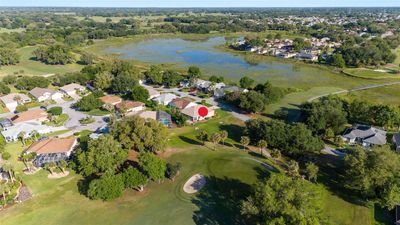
25, 137, 78, 167
115, 101, 145, 115
60, 83, 86, 97
11, 109, 49, 124
0, 93, 31, 112
181, 105, 214, 122
29, 87, 63, 102
99, 95, 122, 110
168, 98, 197, 110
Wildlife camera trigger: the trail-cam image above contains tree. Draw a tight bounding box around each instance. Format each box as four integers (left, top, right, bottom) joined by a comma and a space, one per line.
220, 130, 228, 146
30, 130, 39, 141
33, 44, 74, 65
21, 153, 35, 172
324, 128, 335, 140
87, 172, 125, 201
240, 136, 250, 150
44, 162, 56, 175
94, 72, 113, 90
188, 66, 201, 83
111, 73, 139, 93
330, 54, 346, 68
344, 146, 400, 209
0, 82, 10, 95
239, 76, 255, 89
241, 173, 326, 224
210, 133, 221, 150
166, 162, 181, 181
0, 182, 10, 207
79, 52, 96, 65
48, 106, 63, 116
111, 116, 167, 152
76, 135, 128, 176
257, 140, 267, 156
145, 65, 163, 85
122, 167, 148, 192
287, 160, 300, 179
305, 162, 319, 182
0, 47, 20, 66
131, 85, 149, 102
2, 163, 14, 182
58, 160, 68, 174
197, 130, 209, 145
209, 75, 224, 83
18, 131, 26, 146
239, 91, 266, 113
74, 94, 103, 111
162, 70, 183, 87
138, 152, 167, 183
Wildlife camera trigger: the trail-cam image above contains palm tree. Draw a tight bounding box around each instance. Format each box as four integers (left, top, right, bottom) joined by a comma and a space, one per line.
44, 162, 56, 175
257, 140, 268, 156
18, 131, 26, 146
1, 163, 14, 182
219, 130, 228, 145
30, 130, 39, 141
240, 136, 250, 150
210, 133, 221, 150
58, 160, 68, 174
0, 182, 9, 208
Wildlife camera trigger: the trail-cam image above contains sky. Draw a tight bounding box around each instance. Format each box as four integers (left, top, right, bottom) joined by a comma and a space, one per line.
0, 0, 399, 8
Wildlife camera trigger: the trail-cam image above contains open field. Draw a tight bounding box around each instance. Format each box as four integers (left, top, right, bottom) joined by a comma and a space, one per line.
339, 84, 400, 105
343, 68, 400, 79
0, 46, 83, 77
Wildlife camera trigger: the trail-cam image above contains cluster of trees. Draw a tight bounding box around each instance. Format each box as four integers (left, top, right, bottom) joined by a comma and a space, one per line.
0, 47, 20, 66
74, 92, 103, 111
13, 76, 50, 90
144, 65, 185, 87
337, 37, 396, 67
344, 146, 400, 209
225, 78, 289, 113
74, 134, 174, 201
33, 44, 75, 65
241, 173, 327, 225
245, 119, 324, 157
111, 116, 168, 152
301, 96, 400, 138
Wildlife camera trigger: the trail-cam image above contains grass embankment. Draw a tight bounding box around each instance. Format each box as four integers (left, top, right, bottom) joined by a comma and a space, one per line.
0, 46, 83, 77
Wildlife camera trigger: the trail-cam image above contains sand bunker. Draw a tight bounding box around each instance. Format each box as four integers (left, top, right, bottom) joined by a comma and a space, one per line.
183, 174, 206, 194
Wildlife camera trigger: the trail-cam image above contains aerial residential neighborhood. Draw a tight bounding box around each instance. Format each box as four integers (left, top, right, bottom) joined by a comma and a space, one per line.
0, 3, 400, 225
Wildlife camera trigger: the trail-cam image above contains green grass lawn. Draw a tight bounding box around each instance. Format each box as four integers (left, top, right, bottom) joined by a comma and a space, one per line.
0, 46, 83, 77
84, 109, 110, 116
343, 68, 400, 79
340, 84, 400, 105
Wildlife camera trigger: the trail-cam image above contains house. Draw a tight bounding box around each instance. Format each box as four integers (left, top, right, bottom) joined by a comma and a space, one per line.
11, 109, 49, 124
342, 124, 387, 148
138, 110, 172, 127
29, 87, 63, 102
152, 93, 178, 106
0, 118, 13, 129
115, 101, 145, 115
168, 98, 197, 110
99, 95, 122, 110
60, 83, 86, 96
25, 137, 78, 167
1, 122, 63, 142
0, 93, 31, 112
195, 79, 213, 92
214, 85, 248, 98
181, 105, 215, 122
393, 133, 400, 152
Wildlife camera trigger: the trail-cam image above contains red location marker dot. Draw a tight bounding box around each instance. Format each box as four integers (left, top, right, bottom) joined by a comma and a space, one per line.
198, 106, 208, 117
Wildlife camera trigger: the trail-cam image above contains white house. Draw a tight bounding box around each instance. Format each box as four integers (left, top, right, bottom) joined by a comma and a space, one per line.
60, 83, 86, 97
29, 87, 63, 102
152, 93, 178, 106
181, 105, 215, 122
0, 93, 31, 112
1, 122, 64, 142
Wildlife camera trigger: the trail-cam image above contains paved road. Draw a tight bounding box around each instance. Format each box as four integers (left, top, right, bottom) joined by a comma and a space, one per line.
308, 81, 400, 102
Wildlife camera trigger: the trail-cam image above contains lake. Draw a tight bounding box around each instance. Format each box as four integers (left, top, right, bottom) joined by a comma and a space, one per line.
104, 36, 378, 89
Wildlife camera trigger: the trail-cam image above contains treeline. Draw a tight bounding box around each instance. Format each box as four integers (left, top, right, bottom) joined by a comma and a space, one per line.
301, 96, 400, 138
225, 77, 292, 113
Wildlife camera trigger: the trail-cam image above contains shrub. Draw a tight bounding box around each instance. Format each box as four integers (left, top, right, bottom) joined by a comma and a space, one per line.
48, 106, 63, 115
2, 152, 11, 160
15, 105, 28, 113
